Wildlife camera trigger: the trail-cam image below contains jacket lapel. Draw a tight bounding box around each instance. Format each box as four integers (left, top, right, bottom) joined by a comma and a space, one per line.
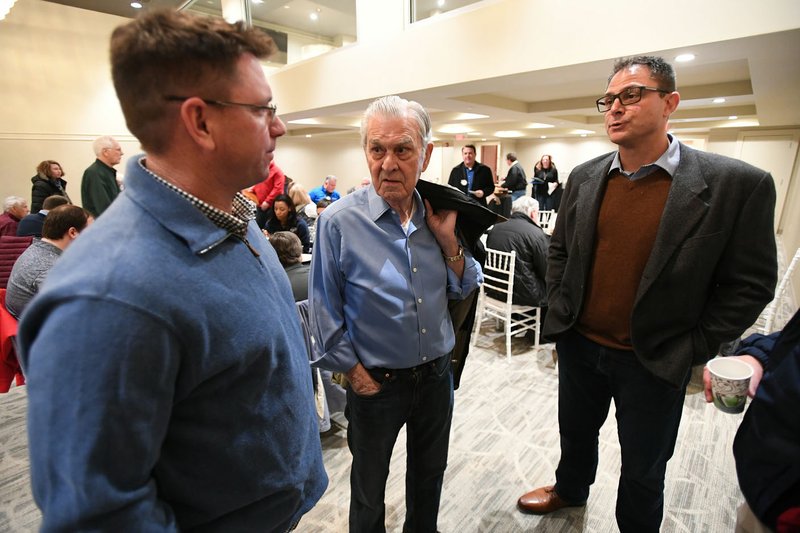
575, 156, 613, 272
637, 144, 709, 297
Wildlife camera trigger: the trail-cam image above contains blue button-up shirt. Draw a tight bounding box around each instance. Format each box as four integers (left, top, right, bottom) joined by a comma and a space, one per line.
309, 185, 482, 372
609, 133, 681, 180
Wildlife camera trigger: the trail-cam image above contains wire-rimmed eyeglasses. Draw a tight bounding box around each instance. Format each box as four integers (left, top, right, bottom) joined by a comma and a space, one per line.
164, 95, 278, 121
596, 86, 669, 113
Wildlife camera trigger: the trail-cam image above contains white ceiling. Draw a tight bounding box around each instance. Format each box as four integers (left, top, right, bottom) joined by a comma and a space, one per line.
41, 0, 800, 142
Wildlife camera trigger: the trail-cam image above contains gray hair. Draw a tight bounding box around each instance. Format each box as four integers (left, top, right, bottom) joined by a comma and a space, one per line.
610, 56, 676, 92
360, 95, 432, 149
324, 175, 337, 184
92, 136, 118, 157
4, 196, 27, 211
269, 231, 303, 266
511, 196, 539, 218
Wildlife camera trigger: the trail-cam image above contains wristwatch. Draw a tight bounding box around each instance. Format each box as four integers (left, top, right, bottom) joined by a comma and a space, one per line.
443, 245, 464, 262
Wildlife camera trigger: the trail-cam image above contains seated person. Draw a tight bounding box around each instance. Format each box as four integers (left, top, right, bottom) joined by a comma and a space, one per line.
0, 196, 30, 237
269, 231, 309, 302
5, 205, 92, 318
265, 194, 311, 253
703, 311, 800, 533
486, 196, 549, 310
308, 175, 340, 204
17, 195, 70, 238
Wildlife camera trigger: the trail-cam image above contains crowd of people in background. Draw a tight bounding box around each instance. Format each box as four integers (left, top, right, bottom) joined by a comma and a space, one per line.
1, 20, 796, 533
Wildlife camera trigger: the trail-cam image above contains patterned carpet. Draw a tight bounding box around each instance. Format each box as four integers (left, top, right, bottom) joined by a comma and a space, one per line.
2, 239, 794, 532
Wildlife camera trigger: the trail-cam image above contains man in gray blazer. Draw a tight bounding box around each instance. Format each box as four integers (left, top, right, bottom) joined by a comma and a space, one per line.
517, 56, 778, 533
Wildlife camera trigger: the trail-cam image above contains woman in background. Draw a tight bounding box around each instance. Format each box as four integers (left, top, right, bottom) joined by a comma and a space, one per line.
532, 154, 562, 212
265, 194, 311, 253
31, 160, 71, 212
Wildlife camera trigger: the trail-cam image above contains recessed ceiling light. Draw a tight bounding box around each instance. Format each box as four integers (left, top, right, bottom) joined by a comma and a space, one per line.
130, 1, 143, 8
252, 0, 263, 3
439, 124, 473, 134
437, 0, 445, 6
580, 134, 588, 137
540, 135, 547, 139
288, 118, 319, 125
495, 130, 524, 138
675, 53, 695, 63
283, 4, 290, 8
712, 97, 726, 104
481, 138, 487, 141
571, 129, 594, 135
454, 112, 489, 120
728, 116, 738, 120
305, 134, 312, 138
526, 122, 554, 129
310, 12, 318, 20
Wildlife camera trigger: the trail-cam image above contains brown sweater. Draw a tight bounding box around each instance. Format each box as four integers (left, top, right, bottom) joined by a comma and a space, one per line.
576, 169, 671, 349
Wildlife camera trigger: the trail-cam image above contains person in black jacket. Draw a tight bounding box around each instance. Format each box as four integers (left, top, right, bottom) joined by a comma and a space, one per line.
486, 195, 549, 310
501, 152, 528, 201
531, 154, 561, 211
448, 144, 495, 206
703, 310, 800, 532
31, 160, 71, 213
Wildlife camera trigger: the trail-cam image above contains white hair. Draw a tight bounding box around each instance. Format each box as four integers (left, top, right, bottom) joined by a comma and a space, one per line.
92, 135, 118, 157
4, 196, 27, 211
511, 196, 539, 218
360, 95, 432, 149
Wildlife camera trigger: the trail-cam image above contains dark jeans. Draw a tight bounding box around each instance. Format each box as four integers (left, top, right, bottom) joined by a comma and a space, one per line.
346, 356, 453, 533
553, 329, 689, 533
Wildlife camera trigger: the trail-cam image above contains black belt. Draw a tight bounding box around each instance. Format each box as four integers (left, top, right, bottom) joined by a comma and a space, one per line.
367, 355, 449, 383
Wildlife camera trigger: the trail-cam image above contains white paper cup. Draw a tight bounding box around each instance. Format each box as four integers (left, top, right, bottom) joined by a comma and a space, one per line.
707, 357, 753, 414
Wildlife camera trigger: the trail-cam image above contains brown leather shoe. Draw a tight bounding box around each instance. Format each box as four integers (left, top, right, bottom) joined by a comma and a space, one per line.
517, 485, 584, 514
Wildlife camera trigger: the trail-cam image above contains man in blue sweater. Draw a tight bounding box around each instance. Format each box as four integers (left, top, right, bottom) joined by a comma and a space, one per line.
18, 10, 326, 531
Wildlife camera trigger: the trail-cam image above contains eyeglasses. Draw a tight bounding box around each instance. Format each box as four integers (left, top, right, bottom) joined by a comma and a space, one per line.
164, 95, 278, 122
596, 86, 669, 113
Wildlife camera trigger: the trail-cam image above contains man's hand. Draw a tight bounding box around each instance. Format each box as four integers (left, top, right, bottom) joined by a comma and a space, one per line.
472, 190, 485, 199
347, 362, 381, 396
423, 199, 457, 253
703, 355, 764, 402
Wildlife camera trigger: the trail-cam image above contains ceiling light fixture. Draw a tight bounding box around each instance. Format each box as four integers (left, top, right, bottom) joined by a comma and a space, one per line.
712, 97, 726, 104
454, 112, 489, 120
309, 12, 318, 20
130, 1, 143, 8
540, 136, 547, 139
495, 130, 524, 138
437, 0, 445, 6
675, 53, 695, 62
728, 115, 738, 120
252, 0, 264, 4
526, 122, 554, 129
0, 0, 18, 20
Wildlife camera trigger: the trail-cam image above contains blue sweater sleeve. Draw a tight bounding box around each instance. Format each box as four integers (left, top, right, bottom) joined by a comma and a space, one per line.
20, 298, 181, 531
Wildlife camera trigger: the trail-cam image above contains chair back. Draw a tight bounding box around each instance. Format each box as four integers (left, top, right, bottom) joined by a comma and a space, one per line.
483, 248, 517, 308
0, 236, 33, 289
0, 288, 23, 392
759, 247, 800, 334
537, 209, 555, 230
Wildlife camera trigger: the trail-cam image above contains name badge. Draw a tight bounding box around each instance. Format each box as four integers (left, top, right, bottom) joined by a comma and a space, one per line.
460, 179, 467, 186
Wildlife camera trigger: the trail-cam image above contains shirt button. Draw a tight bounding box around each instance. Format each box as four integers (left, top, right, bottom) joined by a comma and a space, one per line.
413, 267, 418, 273
421, 328, 427, 334
417, 298, 423, 303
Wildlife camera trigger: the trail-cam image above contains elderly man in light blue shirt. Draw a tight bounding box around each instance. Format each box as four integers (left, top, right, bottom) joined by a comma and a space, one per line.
310, 95, 482, 533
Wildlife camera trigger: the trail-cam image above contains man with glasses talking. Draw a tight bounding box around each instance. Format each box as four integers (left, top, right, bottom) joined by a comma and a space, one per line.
18, 9, 325, 531
516, 56, 777, 532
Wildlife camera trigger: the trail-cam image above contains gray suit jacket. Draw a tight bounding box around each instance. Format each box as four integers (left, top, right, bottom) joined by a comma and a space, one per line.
545, 142, 778, 387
